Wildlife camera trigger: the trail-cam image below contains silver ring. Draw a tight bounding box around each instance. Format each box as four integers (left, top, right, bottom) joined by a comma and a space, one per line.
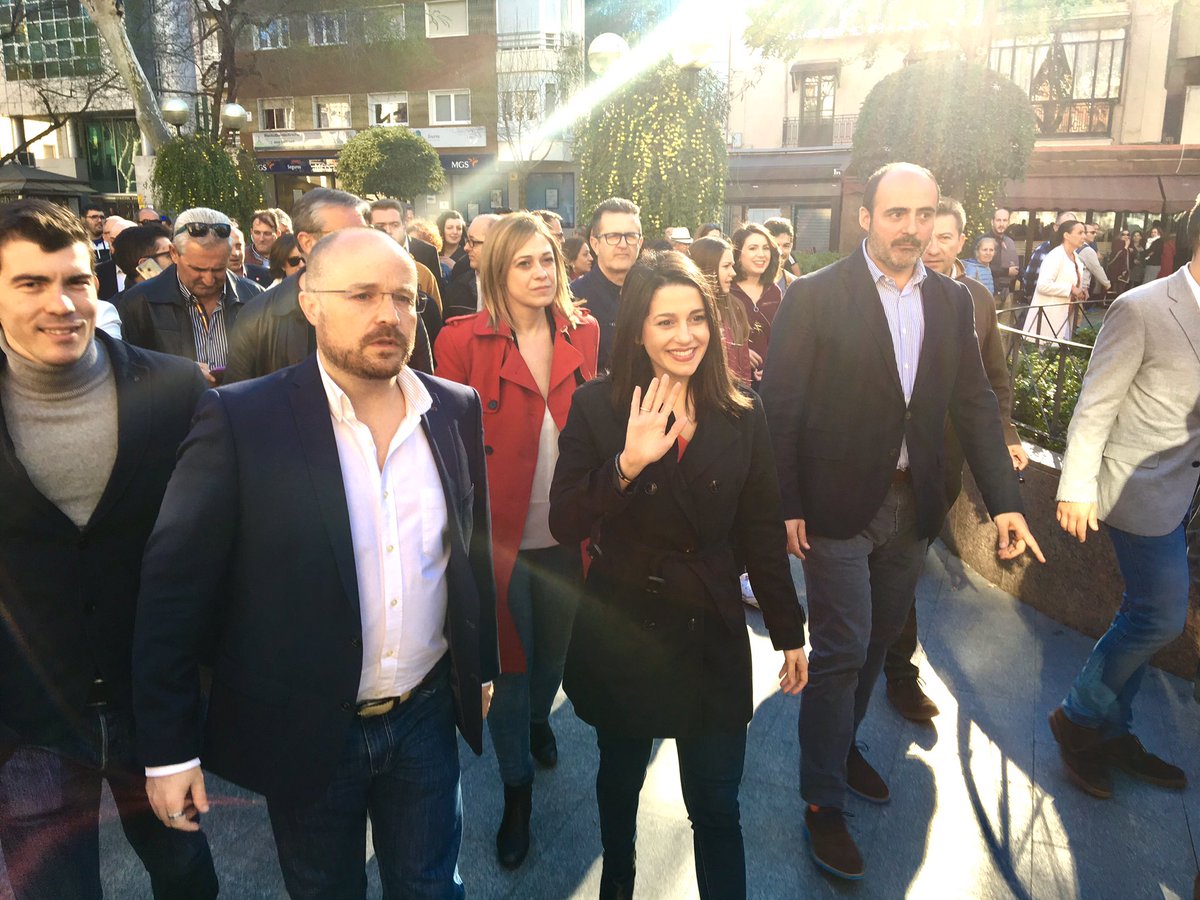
166, 811, 186, 821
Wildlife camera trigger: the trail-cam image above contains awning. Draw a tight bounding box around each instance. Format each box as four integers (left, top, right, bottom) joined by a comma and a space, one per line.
0, 163, 96, 197
1160, 175, 1200, 214
998, 174, 1162, 213
728, 148, 850, 185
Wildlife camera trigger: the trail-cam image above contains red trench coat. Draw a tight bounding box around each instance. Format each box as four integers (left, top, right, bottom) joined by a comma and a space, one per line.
435, 309, 599, 671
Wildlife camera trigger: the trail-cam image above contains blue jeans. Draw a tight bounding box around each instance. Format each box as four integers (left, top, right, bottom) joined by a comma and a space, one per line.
266, 664, 464, 900
798, 482, 929, 809
0, 705, 216, 900
1062, 520, 1191, 737
488, 544, 581, 786
594, 728, 747, 900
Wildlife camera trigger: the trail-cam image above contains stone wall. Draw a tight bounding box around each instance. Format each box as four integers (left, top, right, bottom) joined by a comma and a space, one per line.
942, 455, 1200, 680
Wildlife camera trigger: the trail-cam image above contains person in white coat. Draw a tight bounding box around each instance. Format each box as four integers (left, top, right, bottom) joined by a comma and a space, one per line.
1023, 220, 1088, 340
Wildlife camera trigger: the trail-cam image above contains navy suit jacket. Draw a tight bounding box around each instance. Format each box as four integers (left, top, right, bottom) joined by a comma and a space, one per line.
759, 245, 1023, 540
132, 356, 498, 805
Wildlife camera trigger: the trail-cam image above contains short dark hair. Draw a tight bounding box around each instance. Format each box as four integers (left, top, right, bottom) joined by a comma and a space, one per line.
533, 209, 562, 226
268, 233, 301, 279
731, 223, 781, 287
862, 162, 939, 216
762, 217, 794, 240
292, 188, 367, 238
609, 250, 751, 420
0, 199, 93, 274
369, 198, 403, 216
936, 197, 966, 236
1186, 194, 1200, 254
112, 223, 170, 279
250, 209, 279, 232
1057, 219, 1082, 242
82, 202, 105, 217
436, 209, 465, 249
588, 197, 640, 240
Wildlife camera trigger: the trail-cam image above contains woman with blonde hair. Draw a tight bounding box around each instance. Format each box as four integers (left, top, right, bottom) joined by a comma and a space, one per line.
435, 212, 599, 870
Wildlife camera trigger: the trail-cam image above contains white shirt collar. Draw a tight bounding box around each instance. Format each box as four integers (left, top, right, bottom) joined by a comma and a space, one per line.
316, 355, 432, 426
1181, 264, 1200, 313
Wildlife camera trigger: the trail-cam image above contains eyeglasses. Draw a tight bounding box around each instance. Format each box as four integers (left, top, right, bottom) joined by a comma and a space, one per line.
595, 232, 642, 247
307, 288, 426, 314
464, 236, 486, 249
287, 256, 304, 266
138, 217, 160, 225
371, 221, 402, 231
85, 213, 105, 220
174, 222, 232, 239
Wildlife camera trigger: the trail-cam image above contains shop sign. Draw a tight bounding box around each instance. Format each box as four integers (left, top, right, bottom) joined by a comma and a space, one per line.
252, 130, 357, 151
410, 125, 487, 148
256, 157, 339, 174
440, 154, 492, 171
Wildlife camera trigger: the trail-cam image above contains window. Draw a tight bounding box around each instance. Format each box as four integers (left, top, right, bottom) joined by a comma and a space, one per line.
989, 29, 1126, 136
258, 97, 294, 131
783, 68, 836, 146
308, 12, 347, 46
425, 0, 468, 37
0, 0, 103, 81
253, 17, 289, 50
500, 89, 540, 121
369, 92, 409, 126
313, 95, 352, 129
429, 90, 471, 124
363, 5, 406, 42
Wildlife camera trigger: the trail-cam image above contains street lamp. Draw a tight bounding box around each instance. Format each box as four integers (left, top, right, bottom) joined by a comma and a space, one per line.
161, 98, 190, 136
587, 32, 630, 77
219, 102, 248, 153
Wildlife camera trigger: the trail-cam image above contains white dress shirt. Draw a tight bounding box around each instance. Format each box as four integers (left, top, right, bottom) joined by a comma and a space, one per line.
317, 357, 450, 702
146, 360, 452, 777
1183, 262, 1200, 312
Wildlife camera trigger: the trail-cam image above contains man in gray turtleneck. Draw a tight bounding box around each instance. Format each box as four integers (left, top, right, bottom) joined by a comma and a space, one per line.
0, 199, 217, 898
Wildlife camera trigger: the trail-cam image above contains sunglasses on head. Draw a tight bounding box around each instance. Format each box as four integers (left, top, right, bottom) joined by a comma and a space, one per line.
174, 222, 232, 239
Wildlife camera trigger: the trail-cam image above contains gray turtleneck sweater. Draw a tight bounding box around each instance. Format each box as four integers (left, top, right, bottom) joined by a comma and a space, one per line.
0, 332, 118, 527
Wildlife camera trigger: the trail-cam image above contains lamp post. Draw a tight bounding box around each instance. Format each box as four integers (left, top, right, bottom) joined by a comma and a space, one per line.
161, 98, 190, 136
586, 32, 630, 77
219, 102, 248, 153
671, 36, 715, 90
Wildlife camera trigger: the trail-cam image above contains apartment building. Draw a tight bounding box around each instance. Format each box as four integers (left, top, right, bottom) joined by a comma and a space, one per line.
724, 0, 1200, 256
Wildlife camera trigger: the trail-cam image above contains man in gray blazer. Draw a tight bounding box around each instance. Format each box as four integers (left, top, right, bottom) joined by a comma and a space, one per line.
1051, 197, 1200, 800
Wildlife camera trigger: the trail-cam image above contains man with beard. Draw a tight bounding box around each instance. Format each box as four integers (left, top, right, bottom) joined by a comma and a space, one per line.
133, 228, 498, 897
988, 207, 1020, 305
760, 163, 1043, 882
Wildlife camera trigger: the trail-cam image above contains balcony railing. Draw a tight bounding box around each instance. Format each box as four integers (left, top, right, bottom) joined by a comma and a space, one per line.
1032, 98, 1117, 137
781, 115, 856, 148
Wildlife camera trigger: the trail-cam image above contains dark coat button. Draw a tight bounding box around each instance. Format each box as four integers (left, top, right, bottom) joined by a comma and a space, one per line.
889, 448, 898, 456
340, 701, 353, 711
1192, 461, 1199, 468
645, 482, 658, 495
484, 445, 494, 455
905, 412, 912, 420
688, 617, 697, 631
84, 602, 96, 615
708, 480, 720, 493
351, 637, 362, 648
487, 400, 498, 410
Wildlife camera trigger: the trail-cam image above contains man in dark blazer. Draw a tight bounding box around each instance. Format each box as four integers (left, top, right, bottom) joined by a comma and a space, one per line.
441, 214, 500, 320
228, 224, 273, 287
224, 188, 433, 382
0, 199, 215, 897
133, 228, 498, 898
118, 207, 262, 385
760, 163, 1043, 882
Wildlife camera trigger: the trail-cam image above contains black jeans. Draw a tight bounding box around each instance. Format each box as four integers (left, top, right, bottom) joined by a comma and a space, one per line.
0, 705, 216, 900
884, 603, 921, 684
594, 728, 747, 900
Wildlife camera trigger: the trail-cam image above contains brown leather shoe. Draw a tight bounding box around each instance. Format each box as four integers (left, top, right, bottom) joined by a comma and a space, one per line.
886, 678, 940, 721
804, 807, 864, 880
1048, 709, 1112, 799
846, 744, 889, 803
1102, 733, 1186, 789
1192, 871, 1198, 900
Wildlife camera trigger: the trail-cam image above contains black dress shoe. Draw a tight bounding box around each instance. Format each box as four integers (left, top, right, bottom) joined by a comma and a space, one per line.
496, 782, 532, 869
599, 852, 635, 900
847, 744, 889, 803
1102, 733, 1187, 789
886, 678, 940, 721
530, 721, 558, 768
1048, 709, 1112, 799
804, 806, 864, 880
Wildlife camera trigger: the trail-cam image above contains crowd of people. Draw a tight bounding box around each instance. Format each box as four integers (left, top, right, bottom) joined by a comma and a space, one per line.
0, 162, 1197, 900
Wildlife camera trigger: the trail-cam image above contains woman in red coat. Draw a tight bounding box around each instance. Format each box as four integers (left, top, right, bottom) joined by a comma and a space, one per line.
434, 212, 599, 870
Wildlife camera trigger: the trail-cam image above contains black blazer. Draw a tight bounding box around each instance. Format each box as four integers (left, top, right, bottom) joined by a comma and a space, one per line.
759, 246, 1023, 541
117, 264, 263, 361
96, 257, 119, 301
132, 358, 498, 806
409, 235, 444, 295
223, 273, 434, 384
242, 263, 273, 288
549, 379, 806, 738
441, 255, 478, 321
0, 334, 206, 748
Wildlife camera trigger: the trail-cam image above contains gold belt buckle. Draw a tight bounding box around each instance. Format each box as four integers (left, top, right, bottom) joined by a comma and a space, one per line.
356, 687, 415, 718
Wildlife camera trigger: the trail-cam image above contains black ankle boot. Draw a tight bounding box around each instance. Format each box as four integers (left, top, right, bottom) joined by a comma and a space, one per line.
496, 782, 532, 869
599, 854, 635, 900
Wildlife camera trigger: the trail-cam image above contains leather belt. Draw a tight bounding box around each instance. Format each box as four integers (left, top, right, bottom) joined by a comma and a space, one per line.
355, 655, 447, 719
892, 468, 911, 484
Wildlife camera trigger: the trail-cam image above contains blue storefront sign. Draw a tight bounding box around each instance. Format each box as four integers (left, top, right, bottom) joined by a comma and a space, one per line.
440, 154, 492, 172
256, 157, 339, 175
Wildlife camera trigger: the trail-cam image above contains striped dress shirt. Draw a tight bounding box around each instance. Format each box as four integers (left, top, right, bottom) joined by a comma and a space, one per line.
178, 274, 233, 368
862, 241, 927, 470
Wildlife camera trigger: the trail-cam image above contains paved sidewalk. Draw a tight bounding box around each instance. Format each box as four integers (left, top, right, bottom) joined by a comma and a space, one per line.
3, 542, 1198, 898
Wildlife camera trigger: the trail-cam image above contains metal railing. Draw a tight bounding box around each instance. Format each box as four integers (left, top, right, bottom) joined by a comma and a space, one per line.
1031, 98, 1117, 137
781, 114, 856, 148
997, 301, 1104, 451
